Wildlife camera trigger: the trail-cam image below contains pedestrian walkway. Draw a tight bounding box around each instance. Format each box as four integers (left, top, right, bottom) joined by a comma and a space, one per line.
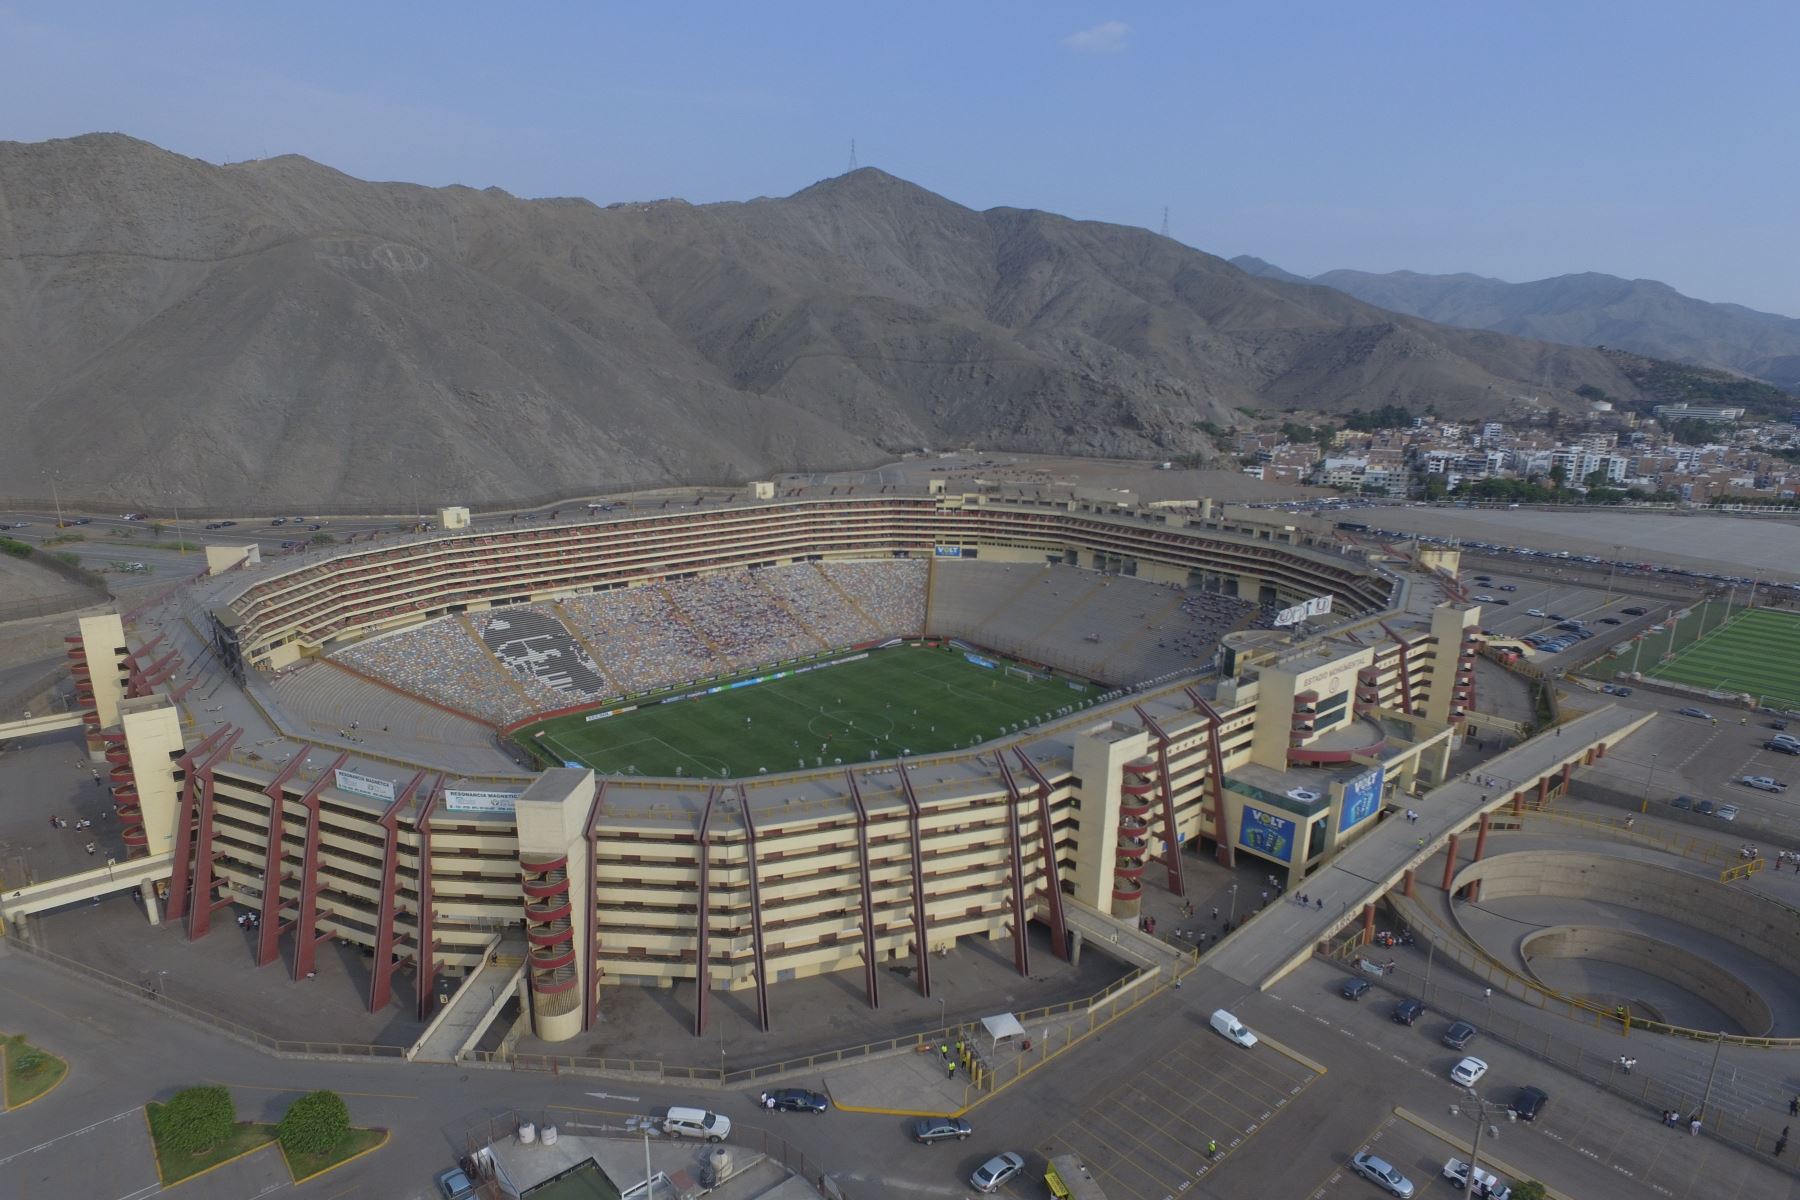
410, 932, 525, 1062
1206, 704, 1653, 990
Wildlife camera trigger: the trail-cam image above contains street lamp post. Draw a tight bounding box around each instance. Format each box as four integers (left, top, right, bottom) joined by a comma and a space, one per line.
1227, 883, 1239, 927
1449, 1096, 1508, 1193
44, 471, 64, 529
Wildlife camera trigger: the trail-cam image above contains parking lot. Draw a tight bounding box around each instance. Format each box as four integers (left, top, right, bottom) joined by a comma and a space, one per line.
1463, 568, 1667, 665
1040, 1022, 1321, 1199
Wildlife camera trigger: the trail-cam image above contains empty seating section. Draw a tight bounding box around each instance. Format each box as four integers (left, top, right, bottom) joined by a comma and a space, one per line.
926, 561, 1254, 684
267, 663, 519, 775
333, 561, 933, 722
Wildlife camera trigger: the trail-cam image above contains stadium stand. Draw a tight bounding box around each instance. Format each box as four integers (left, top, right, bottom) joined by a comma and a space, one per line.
474, 608, 611, 696
336, 616, 541, 726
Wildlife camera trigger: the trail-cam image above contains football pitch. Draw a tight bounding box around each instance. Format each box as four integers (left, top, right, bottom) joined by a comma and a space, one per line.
1641, 606, 1800, 710
520, 644, 1105, 778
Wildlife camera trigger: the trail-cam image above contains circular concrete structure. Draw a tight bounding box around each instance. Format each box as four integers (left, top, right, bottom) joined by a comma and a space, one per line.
1449, 850, 1800, 1037
1520, 924, 1775, 1036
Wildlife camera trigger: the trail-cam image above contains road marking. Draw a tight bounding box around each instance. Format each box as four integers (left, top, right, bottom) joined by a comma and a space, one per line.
586, 1090, 640, 1103
0, 1107, 142, 1165
108, 1185, 162, 1200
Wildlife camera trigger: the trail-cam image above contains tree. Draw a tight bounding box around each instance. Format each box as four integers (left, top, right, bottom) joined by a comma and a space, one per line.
278, 1090, 350, 1156
1582, 468, 1610, 490
309, 532, 336, 545
1510, 1181, 1548, 1200
160, 1085, 235, 1156
1548, 464, 1567, 492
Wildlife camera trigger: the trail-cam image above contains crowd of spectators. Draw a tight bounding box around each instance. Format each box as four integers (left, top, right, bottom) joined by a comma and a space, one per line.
337, 616, 542, 726
335, 561, 932, 720
1153, 589, 1258, 660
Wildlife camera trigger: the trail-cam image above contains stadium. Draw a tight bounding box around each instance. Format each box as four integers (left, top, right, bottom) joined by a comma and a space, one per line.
12, 486, 1484, 1045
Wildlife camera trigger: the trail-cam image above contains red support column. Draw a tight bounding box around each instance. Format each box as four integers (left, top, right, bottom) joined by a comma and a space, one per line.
896, 760, 933, 997
1595, 742, 1607, 760
368, 772, 427, 1013
183, 730, 244, 940
1186, 689, 1236, 867
993, 756, 1033, 979
253, 754, 306, 965
842, 771, 881, 1009
1472, 813, 1491, 863
692, 789, 719, 1036
1361, 903, 1376, 943
1014, 751, 1070, 960
1441, 834, 1460, 891
736, 785, 773, 1032
1134, 705, 1185, 897
1402, 868, 1416, 899
1584, 747, 1595, 766
582, 781, 609, 1032
290, 753, 353, 982
1512, 791, 1525, 817
413, 778, 445, 1023
1536, 776, 1550, 807
161, 726, 233, 922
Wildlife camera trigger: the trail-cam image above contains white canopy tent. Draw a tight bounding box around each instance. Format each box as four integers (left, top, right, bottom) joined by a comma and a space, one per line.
979, 1012, 1026, 1051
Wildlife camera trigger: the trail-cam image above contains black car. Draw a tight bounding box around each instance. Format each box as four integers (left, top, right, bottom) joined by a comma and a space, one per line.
1392, 998, 1426, 1025
763, 1088, 828, 1113
219, 520, 237, 527
1622, 606, 1648, 616
1672, 795, 1694, 810
1771, 719, 1789, 731
1599, 617, 1621, 625
1695, 799, 1717, 816
73, 517, 92, 525
1442, 1020, 1479, 1050
912, 1116, 972, 1143
1767, 741, 1800, 756
1510, 1086, 1550, 1121
1342, 977, 1372, 1001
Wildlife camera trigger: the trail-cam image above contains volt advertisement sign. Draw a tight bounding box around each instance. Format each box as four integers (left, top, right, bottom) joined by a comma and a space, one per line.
1338, 767, 1385, 833
1238, 806, 1296, 862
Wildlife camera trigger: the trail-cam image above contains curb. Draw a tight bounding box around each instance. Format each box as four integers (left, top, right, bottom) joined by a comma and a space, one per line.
1, 1037, 71, 1112
282, 1127, 391, 1184
1392, 1106, 1573, 1200
1256, 1033, 1329, 1076
145, 1105, 281, 1190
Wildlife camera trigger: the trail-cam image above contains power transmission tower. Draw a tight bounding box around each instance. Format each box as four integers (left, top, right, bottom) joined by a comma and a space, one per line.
1160, 207, 1170, 238
848, 139, 858, 172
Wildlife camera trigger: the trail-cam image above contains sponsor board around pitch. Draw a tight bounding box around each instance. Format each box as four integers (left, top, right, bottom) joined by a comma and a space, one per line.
1273, 594, 1334, 628
1337, 766, 1384, 833
964, 652, 998, 670
1238, 805, 1296, 862
333, 768, 395, 803
444, 788, 522, 814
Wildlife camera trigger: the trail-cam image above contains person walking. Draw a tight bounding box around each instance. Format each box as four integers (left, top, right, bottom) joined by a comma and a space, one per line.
1207, 1138, 1219, 1159
1789, 1094, 1799, 1117
1690, 1115, 1702, 1136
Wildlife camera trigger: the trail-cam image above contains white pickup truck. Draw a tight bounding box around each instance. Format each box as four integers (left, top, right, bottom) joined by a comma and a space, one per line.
1442, 1158, 1510, 1198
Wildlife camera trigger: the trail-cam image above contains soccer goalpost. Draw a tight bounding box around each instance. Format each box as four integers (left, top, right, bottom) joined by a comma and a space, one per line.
1005, 664, 1048, 683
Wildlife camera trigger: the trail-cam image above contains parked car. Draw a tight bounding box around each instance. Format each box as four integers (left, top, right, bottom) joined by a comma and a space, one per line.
1599, 617, 1621, 625
662, 1107, 731, 1141
1622, 606, 1648, 615
1738, 776, 1786, 793
1678, 707, 1712, 720
204, 522, 223, 530
761, 1088, 828, 1113
1392, 998, 1426, 1025
1499, 584, 1518, 591
970, 1152, 1026, 1194
1716, 804, 1741, 821
1766, 741, 1800, 756
1526, 608, 1547, 617
436, 1165, 476, 1198
1449, 1056, 1488, 1087
1473, 595, 1496, 603
218, 520, 237, 527
1671, 795, 1694, 810
1351, 1151, 1416, 1197
271, 517, 286, 526
1342, 977, 1372, 1001
1508, 1086, 1550, 1121
1770, 719, 1789, 731
1695, 799, 1717, 815
1442, 1021, 1479, 1050
911, 1117, 972, 1143
1442, 1157, 1509, 1197
1210, 1009, 1258, 1048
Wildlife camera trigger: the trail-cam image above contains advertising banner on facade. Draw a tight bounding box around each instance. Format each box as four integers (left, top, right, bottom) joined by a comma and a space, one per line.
444, 789, 521, 814
1273, 594, 1335, 627
934, 545, 964, 557
1238, 806, 1296, 862
333, 768, 395, 803
1337, 767, 1385, 833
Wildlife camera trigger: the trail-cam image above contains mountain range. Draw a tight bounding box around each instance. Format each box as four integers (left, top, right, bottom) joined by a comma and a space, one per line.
1, 133, 1647, 508
1231, 257, 1800, 393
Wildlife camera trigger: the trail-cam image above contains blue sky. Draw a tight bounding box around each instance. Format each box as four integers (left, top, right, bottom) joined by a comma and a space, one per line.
5, 1, 1797, 315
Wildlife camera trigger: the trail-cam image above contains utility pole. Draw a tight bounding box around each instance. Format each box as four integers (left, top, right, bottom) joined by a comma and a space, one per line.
1449, 1097, 1508, 1193
1699, 1030, 1726, 1123
45, 471, 65, 529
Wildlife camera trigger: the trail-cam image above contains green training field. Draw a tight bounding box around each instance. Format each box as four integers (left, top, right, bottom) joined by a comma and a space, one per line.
1641, 606, 1800, 709
519, 644, 1105, 778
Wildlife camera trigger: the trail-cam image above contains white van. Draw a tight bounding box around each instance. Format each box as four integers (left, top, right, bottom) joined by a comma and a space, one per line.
663, 1107, 731, 1141
1210, 1009, 1258, 1048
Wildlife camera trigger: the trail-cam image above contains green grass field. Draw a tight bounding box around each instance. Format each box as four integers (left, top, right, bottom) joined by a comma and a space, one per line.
520, 644, 1104, 777
1636, 606, 1800, 709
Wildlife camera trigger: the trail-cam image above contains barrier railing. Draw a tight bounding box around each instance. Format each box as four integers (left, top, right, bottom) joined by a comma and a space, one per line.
1720, 858, 1765, 884
1512, 807, 1736, 867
